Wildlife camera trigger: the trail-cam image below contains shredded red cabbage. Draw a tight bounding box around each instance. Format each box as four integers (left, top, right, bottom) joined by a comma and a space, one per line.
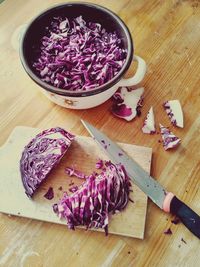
20, 127, 75, 197
69, 185, 79, 193
95, 159, 104, 169
65, 167, 90, 179
54, 161, 131, 234
33, 16, 127, 91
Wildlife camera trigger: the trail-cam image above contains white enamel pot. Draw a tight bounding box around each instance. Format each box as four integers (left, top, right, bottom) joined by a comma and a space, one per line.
20, 2, 147, 109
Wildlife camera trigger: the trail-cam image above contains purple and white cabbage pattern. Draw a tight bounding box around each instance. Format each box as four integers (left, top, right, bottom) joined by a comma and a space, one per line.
112, 87, 144, 121
33, 16, 127, 91
54, 161, 131, 235
163, 100, 184, 128
159, 124, 181, 150
142, 107, 156, 134
65, 166, 90, 179
20, 127, 74, 197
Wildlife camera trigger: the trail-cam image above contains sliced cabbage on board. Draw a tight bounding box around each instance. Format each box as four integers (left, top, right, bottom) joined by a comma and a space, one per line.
142, 107, 156, 134
112, 87, 144, 121
20, 127, 75, 198
54, 161, 131, 235
159, 124, 181, 150
163, 100, 184, 128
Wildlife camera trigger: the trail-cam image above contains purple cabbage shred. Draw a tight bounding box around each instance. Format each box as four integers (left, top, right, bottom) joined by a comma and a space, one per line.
171, 217, 180, 225
95, 159, 104, 169
65, 167, 89, 179
33, 16, 127, 91
69, 185, 79, 193
54, 160, 131, 234
164, 228, 172, 235
44, 186, 54, 200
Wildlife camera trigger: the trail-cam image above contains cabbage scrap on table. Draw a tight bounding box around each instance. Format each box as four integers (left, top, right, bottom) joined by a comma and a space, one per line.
163, 100, 184, 128
112, 87, 144, 121
159, 124, 181, 150
142, 107, 156, 134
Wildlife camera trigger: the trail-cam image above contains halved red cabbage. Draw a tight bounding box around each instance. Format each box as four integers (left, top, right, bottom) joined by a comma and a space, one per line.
54, 161, 131, 234
33, 16, 127, 91
20, 127, 74, 197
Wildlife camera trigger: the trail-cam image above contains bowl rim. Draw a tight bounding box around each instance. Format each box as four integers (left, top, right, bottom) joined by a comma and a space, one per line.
20, 2, 134, 98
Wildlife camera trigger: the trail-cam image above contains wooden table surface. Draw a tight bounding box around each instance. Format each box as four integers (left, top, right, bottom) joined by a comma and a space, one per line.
0, 0, 200, 266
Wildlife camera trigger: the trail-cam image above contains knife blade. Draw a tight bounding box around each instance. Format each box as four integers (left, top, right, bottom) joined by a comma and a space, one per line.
81, 120, 200, 239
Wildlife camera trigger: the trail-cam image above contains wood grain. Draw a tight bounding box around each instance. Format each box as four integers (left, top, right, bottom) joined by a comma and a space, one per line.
0, 126, 152, 239
0, 0, 200, 266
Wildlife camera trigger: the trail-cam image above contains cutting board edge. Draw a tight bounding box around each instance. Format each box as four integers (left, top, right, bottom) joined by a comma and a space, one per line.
0, 211, 145, 239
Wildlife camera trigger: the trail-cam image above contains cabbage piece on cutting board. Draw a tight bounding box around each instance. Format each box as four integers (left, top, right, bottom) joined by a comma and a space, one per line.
0, 126, 152, 239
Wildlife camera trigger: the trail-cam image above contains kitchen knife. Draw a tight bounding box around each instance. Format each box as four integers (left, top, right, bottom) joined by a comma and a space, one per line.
81, 120, 200, 239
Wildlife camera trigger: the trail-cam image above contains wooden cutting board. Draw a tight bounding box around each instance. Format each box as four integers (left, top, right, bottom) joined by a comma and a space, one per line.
0, 126, 152, 239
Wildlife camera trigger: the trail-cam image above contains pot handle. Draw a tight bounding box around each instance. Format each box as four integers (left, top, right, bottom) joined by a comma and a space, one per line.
118, 55, 147, 87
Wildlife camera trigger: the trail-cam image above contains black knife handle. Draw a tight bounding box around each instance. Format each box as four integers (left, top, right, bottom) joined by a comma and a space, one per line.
170, 196, 200, 239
